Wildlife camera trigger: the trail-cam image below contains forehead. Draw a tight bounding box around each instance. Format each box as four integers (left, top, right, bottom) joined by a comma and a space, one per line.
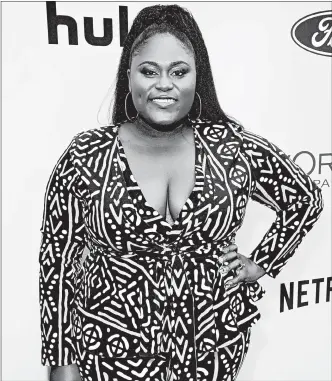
132, 33, 195, 64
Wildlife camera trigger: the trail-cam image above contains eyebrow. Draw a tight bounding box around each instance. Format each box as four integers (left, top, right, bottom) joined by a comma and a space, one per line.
137, 60, 189, 68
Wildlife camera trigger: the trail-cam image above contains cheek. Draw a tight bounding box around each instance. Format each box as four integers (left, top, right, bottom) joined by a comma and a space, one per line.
130, 75, 150, 98
180, 86, 196, 106
131, 87, 150, 109
132, 87, 147, 100
179, 75, 196, 100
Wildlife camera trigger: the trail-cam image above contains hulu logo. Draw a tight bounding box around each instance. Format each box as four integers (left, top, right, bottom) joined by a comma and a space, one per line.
46, 2, 128, 46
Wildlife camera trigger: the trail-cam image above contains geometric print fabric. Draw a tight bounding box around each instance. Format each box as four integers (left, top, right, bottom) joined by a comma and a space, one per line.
39, 118, 323, 380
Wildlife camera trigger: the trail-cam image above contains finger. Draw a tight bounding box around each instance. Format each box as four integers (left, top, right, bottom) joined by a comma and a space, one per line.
228, 259, 242, 271
225, 273, 244, 290
219, 251, 238, 265
221, 244, 238, 254
218, 264, 229, 275
235, 262, 246, 275
219, 259, 241, 275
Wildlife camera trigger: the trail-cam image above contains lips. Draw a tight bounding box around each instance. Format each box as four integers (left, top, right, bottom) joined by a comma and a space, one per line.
151, 97, 177, 100
151, 98, 177, 107
152, 98, 176, 102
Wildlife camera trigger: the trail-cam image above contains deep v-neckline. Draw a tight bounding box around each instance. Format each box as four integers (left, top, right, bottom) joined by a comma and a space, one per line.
115, 120, 203, 230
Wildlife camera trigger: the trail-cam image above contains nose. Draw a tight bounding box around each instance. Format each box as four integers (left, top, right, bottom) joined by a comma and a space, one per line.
155, 73, 174, 90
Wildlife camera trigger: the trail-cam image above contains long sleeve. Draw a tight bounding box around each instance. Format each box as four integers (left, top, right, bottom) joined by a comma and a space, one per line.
243, 129, 324, 279
39, 132, 86, 366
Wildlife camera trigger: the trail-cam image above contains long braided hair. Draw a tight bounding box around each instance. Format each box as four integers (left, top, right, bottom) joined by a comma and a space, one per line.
110, 4, 240, 126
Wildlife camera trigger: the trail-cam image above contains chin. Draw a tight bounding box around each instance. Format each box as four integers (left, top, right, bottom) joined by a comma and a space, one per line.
148, 112, 183, 126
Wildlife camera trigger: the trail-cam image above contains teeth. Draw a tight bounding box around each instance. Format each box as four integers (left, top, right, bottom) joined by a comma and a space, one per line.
152, 98, 175, 103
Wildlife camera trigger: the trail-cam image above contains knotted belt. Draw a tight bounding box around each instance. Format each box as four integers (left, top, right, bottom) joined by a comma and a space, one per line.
88, 239, 235, 381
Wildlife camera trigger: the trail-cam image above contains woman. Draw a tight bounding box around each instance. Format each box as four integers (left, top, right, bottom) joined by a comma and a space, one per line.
39, 5, 324, 381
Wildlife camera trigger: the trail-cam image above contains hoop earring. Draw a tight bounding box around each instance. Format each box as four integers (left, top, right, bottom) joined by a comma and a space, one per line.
125, 92, 138, 122
188, 92, 202, 121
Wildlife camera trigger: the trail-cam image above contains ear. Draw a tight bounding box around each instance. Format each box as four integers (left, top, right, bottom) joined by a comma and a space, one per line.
127, 69, 131, 93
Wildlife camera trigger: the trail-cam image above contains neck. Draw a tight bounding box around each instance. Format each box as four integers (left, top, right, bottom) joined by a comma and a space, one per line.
133, 114, 190, 140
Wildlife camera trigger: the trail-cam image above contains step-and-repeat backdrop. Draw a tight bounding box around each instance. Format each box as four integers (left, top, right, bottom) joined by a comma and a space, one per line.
2, 2, 331, 380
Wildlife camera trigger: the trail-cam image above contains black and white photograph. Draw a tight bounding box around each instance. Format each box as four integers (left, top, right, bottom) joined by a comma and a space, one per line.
2, 2, 331, 381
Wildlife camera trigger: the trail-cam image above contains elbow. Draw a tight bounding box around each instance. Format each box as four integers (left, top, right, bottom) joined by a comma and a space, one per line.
298, 186, 324, 222
311, 186, 324, 219
316, 187, 324, 215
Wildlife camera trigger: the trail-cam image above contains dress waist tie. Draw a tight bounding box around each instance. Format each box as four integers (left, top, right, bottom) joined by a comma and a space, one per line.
89, 240, 236, 381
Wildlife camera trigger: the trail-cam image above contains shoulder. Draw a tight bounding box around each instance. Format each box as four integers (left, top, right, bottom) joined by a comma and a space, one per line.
69, 123, 119, 159
73, 123, 119, 146
241, 127, 286, 161
194, 118, 244, 140
240, 127, 293, 175
198, 119, 290, 165
201, 118, 277, 162
241, 127, 271, 151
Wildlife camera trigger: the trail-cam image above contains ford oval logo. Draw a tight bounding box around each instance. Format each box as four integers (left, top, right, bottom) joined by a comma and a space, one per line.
291, 10, 332, 56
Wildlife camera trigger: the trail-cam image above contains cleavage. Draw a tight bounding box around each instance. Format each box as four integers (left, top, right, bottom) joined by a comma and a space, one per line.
118, 126, 196, 222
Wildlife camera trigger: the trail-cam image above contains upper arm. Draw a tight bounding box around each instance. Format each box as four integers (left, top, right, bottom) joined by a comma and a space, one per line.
242, 129, 324, 278
39, 132, 86, 366
244, 130, 323, 213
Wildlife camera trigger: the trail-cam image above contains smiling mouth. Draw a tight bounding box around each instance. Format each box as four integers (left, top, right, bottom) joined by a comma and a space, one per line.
151, 98, 177, 105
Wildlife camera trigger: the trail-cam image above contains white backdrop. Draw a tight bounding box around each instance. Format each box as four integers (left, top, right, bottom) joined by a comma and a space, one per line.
2, 2, 331, 381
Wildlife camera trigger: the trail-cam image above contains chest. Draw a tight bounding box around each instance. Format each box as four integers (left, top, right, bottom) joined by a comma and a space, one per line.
119, 135, 196, 224
78, 124, 252, 251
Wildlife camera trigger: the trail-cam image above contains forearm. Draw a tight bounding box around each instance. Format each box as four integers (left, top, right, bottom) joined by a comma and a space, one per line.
49, 364, 81, 381
248, 192, 323, 278
243, 129, 324, 279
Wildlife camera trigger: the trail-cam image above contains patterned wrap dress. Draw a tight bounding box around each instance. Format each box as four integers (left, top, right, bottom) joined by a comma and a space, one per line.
39, 119, 324, 381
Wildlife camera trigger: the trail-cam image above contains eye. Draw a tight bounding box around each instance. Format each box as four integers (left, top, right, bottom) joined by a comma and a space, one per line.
171, 69, 188, 77
141, 68, 158, 77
